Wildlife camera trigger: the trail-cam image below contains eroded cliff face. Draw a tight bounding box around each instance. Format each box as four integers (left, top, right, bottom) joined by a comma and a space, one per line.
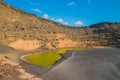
0, 2, 120, 51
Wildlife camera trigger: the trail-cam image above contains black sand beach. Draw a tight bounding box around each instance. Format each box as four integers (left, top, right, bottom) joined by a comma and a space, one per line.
42, 48, 120, 80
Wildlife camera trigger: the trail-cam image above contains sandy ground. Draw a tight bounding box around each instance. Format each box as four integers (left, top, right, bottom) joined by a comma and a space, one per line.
0, 53, 43, 80
9, 40, 41, 51
0, 44, 43, 80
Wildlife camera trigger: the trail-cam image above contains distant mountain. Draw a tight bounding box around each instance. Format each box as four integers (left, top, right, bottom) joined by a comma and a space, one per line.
90, 22, 120, 28
0, 1, 120, 50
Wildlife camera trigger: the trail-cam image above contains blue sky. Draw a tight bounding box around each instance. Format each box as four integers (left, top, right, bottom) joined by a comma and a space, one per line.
4, 0, 120, 26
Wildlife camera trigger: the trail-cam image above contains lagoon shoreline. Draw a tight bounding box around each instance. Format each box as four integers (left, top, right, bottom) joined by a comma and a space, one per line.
20, 50, 75, 77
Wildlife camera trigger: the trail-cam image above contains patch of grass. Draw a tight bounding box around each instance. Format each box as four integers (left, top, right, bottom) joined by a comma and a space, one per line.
24, 48, 84, 67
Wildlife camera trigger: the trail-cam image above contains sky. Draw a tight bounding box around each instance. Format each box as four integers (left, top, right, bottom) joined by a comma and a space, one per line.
4, 0, 120, 26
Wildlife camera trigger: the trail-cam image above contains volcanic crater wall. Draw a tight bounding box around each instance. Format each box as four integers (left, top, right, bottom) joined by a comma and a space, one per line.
0, 2, 120, 51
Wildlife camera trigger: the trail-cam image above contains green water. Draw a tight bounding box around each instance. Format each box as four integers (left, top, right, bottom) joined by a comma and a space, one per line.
24, 48, 84, 67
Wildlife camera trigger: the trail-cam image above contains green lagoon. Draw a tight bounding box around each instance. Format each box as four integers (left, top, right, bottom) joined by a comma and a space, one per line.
24, 48, 84, 67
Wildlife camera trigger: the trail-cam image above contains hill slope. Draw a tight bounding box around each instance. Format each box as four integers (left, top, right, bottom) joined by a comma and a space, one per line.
0, 2, 120, 50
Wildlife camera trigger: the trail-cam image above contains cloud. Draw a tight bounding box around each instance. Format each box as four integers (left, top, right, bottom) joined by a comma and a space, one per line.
75, 21, 84, 25
63, 22, 69, 25
56, 18, 68, 25
32, 8, 42, 13
51, 18, 55, 21
88, 0, 92, 3
56, 19, 63, 23
43, 14, 49, 19
68, 2, 76, 6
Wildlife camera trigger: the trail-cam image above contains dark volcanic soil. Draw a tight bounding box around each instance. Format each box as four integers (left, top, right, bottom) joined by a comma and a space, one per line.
42, 48, 120, 80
